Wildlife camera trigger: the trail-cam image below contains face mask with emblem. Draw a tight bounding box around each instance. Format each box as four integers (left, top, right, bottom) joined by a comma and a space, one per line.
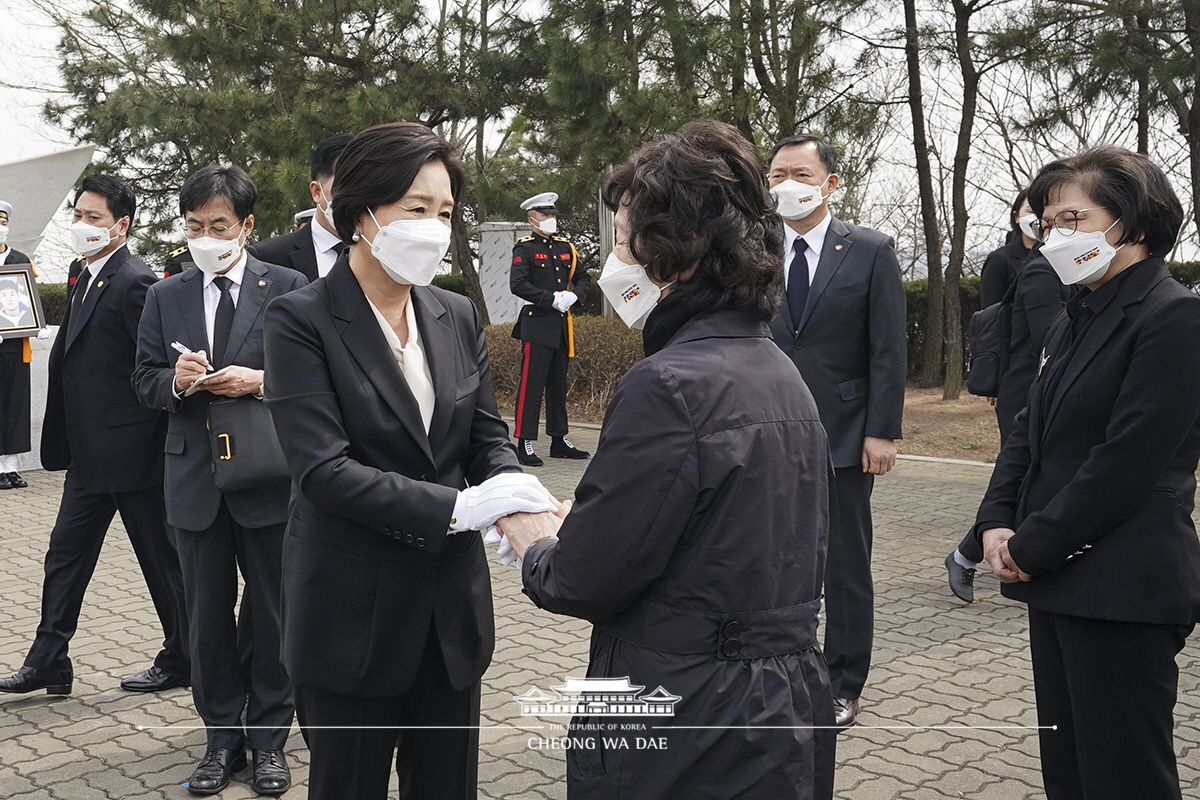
1040, 218, 1123, 285
598, 251, 673, 330
71, 219, 122, 256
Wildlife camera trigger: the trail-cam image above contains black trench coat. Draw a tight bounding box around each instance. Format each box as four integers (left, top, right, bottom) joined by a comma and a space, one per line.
523, 309, 836, 800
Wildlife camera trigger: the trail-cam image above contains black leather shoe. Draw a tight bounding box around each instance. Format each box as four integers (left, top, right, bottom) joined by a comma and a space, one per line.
550, 436, 589, 459
187, 748, 247, 795
252, 749, 291, 796
0, 665, 73, 695
945, 551, 976, 603
120, 665, 190, 692
517, 438, 544, 467
833, 696, 860, 728
7, 472, 27, 488
0, 473, 12, 490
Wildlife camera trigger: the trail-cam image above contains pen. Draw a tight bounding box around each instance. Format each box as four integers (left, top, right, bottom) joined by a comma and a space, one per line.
170, 341, 215, 372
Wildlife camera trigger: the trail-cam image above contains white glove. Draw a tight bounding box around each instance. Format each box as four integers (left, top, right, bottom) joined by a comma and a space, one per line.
36, 328, 52, 340
552, 291, 578, 312
451, 472, 556, 533
0, 333, 4, 343
484, 525, 521, 568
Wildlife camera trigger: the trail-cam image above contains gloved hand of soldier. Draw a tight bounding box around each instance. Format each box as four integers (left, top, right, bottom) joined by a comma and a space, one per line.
552, 291, 578, 313
483, 525, 521, 568
36, 328, 52, 340
450, 472, 557, 533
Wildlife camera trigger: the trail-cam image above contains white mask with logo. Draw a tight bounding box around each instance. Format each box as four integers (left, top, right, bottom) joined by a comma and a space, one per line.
1040, 219, 1123, 286
771, 177, 830, 221
71, 220, 121, 256
189, 222, 247, 274
598, 251, 672, 330
537, 217, 558, 236
363, 209, 451, 287
1017, 213, 1040, 243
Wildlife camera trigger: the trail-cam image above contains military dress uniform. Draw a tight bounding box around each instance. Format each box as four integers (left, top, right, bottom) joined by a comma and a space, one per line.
0, 200, 37, 489
163, 245, 194, 278
509, 192, 591, 466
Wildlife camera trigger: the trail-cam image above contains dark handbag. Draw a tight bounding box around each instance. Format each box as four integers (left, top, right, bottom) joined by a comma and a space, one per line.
966, 277, 1019, 397
207, 397, 290, 492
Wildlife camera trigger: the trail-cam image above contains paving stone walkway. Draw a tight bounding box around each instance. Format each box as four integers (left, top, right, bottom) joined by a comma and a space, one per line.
1, 427, 1197, 798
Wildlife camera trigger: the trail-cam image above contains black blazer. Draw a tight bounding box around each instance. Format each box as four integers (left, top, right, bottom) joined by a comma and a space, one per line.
133, 256, 309, 532
41, 245, 167, 493
768, 216, 907, 468
248, 224, 320, 283
509, 232, 592, 349
979, 236, 1032, 308
263, 257, 521, 697
975, 258, 1200, 625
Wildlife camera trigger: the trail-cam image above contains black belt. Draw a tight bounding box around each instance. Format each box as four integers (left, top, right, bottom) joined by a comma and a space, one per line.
597, 597, 822, 660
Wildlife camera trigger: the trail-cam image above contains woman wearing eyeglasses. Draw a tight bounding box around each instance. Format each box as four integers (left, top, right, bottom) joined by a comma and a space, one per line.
973, 145, 1200, 800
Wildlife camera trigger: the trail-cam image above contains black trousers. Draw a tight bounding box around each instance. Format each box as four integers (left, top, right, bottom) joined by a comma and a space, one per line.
1028, 608, 1192, 800
174, 503, 292, 751
26, 470, 189, 675
296, 628, 480, 800
514, 340, 568, 441
823, 466, 874, 700
0, 350, 31, 454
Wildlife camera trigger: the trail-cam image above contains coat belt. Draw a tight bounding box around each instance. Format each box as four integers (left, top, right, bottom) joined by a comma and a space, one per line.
597, 597, 822, 660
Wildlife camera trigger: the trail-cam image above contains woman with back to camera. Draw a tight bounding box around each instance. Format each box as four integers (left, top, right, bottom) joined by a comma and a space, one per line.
498, 120, 836, 800
263, 122, 556, 799
974, 145, 1200, 799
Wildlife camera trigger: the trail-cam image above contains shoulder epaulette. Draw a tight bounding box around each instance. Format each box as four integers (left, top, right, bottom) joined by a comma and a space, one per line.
516, 235, 535, 243
169, 245, 189, 257
552, 235, 571, 243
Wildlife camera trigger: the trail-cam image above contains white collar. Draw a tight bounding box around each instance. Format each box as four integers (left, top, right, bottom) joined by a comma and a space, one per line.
84, 249, 118, 277
310, 219, 342, 254
783, 211, 832, 258
202, 251, 248, 289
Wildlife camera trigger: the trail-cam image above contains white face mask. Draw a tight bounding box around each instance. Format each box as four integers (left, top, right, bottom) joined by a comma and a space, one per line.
188, 222, 246, 274
1017, 213, 1040, 242
0, 225, 8, 245
771, 177, 830, 220
318, 186, 336, 231
1040, 219, 1123, 286
72, 219, 121, 256
363, 209, 451, 287
536, 217, 558, 236
598, 251, 671, 330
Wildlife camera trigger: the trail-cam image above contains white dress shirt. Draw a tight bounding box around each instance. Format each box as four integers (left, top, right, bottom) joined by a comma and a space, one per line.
77, 250, 117, 298
202, 253, 247, 349
366, 294, 436, 434
310, 220, 343, 279
782, 211, 832, 291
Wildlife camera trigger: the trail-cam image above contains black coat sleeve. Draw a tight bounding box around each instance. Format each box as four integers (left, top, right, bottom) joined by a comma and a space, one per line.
979, 246, 1011, 308
1017, 258, 1068, 356
510, 240, 551, 308
132, 284, 184, 413
865, 235, 907, 440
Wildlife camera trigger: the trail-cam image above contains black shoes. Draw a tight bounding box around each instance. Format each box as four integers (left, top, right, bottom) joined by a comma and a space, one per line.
945, 551, 977, 603
7, 472, 27, 488
0, 665, 73, 695
833, 696, 861, 728
120, 665, 190, 693
187, 748, 247, 795
517, 438, 544, 467
0, 473, 11, 490
252, 749, 291, 796
550, 436, 589, 459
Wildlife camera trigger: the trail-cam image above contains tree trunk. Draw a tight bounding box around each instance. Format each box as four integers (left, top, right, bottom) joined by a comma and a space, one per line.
944, 0, 980, 401
451, 199, 489, 326
906, 0, 944, 388
1184, 1, 1200, 240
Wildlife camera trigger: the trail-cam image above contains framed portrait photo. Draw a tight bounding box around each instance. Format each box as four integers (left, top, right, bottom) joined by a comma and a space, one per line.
0, 262, 45, 338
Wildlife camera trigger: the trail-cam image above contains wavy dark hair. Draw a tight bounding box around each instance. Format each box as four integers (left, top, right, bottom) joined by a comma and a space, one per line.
1027, 145, 1183, 258
601, 120, 782, 321
332, 122, 465, 246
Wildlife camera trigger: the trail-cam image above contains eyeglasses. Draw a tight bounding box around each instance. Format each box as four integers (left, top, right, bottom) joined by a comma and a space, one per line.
184, 220, 244, 239
1034, 208, 1104, 242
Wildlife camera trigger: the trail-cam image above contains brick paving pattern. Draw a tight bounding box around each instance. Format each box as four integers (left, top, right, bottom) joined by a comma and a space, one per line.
1, 428, 1197, 798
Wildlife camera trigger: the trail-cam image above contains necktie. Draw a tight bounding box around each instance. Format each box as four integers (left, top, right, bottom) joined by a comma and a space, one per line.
787, 237, 810, 327
212, 276, 235, 368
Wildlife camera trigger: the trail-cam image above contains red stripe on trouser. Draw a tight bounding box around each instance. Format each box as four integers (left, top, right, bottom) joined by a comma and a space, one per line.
515, 342, 533, 434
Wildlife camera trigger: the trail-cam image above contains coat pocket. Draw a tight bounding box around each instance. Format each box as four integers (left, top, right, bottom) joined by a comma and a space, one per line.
838, 376, 869, 401
164, 433, 185, 455
107, 404, 158, 427
455, 371, 480, 400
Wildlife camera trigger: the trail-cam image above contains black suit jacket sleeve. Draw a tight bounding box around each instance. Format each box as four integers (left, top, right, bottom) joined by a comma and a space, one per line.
509, 239, 552, 308
264, 293, 461, 554
979, 247, 1011, 308
1020, 261, 1068, 354
133, 286, 185, 414
866, 237, 907, 441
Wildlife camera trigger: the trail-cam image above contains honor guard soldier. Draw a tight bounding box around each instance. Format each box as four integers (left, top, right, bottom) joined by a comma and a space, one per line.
163, 244, 195, 278
509, 191, 591, 466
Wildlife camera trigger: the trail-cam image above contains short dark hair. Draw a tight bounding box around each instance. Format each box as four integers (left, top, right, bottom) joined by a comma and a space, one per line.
74, 174, 136, 222
1027, 146, 1183, 258
179, 165, 258, 220
767, 134, 839, 175
1006, 186, 1030, 243
0, 279, 20, 293
602, 119, 782, 322
331, 122, 466, 245
311, 133, 354, 182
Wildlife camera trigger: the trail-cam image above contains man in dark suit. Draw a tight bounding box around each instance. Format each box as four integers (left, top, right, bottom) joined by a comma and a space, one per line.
509, 191, 592, 466
0, 175, 190, 697
247, 133, 352, 282
767, 135, 906, 728
134, 165, 306, 796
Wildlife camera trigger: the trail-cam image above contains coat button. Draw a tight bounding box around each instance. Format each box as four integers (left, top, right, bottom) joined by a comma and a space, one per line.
416, 538, 425, 547
449, 516, 456, 524
722, 621, 741, 639
382, 528, 391, 535
406, 534, 414, 543
721, 639, 742, 658
793, 340, 803, 350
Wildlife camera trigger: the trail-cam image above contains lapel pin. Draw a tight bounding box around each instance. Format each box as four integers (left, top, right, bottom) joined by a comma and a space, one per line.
96, 280, 105, 287
834, 245, 843, 251
258, 280, 266, 287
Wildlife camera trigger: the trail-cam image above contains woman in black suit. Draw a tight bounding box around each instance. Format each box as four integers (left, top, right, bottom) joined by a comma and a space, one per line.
974, 146, 1200, 800
499, 121, 836, 800
263, 123, 555, 800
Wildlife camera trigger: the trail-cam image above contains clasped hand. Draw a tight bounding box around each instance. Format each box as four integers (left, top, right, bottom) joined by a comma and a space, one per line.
552, 291, 578, 313
174, 351, 263, 397
451, 473, 558, 533
981, 527, 1034, 584
491, 500, 572, 566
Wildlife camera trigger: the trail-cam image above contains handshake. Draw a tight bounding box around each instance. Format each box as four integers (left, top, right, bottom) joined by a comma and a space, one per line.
451, 472, 569, 567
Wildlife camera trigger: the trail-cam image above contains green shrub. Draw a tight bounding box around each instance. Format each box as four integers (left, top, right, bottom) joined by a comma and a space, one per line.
485, 315, 643, 420
905, 276, 980, 378
38, 283, 69, 326
432, 273, 468, 296
1168, 261, 1200, 291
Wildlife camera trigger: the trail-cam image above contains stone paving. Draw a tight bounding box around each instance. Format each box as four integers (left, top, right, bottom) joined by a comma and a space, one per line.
1, 427, 1198, 799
